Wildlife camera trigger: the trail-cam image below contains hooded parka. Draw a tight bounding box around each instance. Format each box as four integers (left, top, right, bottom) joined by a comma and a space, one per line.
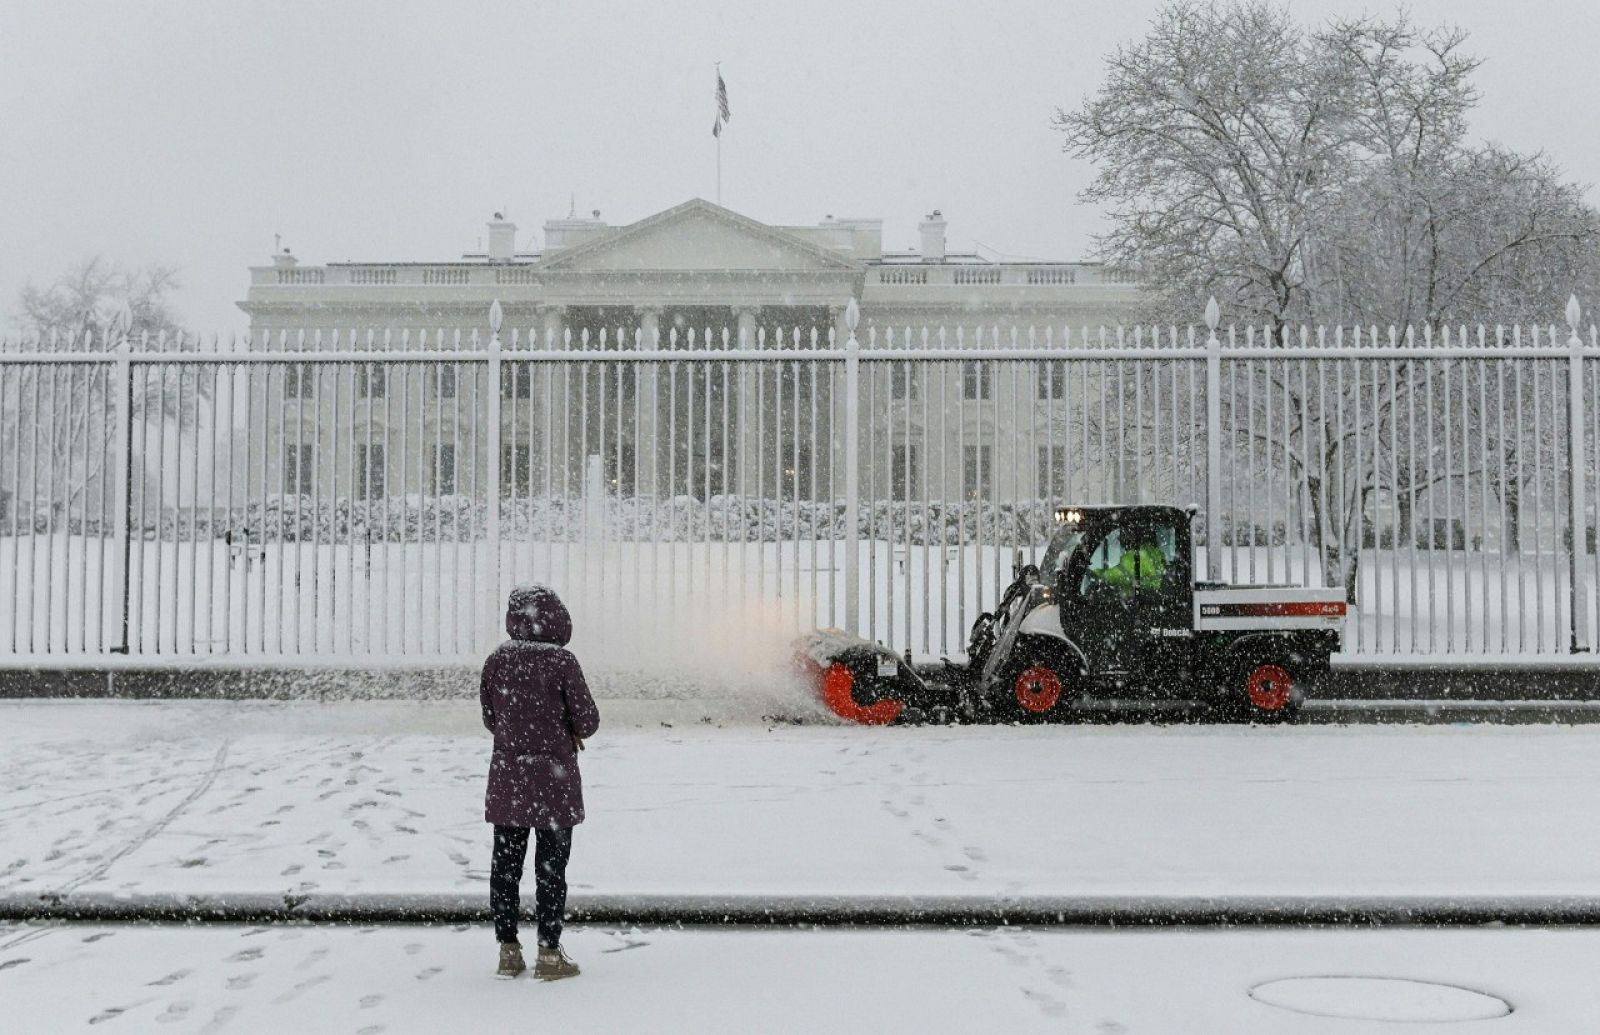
481, 585, 600, 829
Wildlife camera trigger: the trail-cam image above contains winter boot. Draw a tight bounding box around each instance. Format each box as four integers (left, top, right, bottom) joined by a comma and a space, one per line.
534, 944, 580, 981
495, 941, 526, 979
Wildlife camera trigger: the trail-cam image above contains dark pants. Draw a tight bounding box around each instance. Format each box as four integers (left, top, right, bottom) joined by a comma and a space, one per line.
491, 824, 573, 947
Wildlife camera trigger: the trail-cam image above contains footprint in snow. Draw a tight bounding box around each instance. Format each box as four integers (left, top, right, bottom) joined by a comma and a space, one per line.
1022, 988, 1068, 1018
225, 973, 257, 990
993, 943, 1028, 966
360, 994, 385, 1008
227, 947, 264, 963
280, 865, 302, 877
416, 966, 443, 982
196, 1005, 240, 1035
155, 1000, 193, 1024
0, 958, 29, 972
88, 1000, 152, 1025
272, 974, 331, 1004
403, 943, 423, 956
963, 846, 988, 862
296, 947, 329, 971
147, 969, 191, 986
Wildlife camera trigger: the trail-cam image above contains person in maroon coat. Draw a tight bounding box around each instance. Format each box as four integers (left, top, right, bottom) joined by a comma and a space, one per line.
481, 584, 600, 980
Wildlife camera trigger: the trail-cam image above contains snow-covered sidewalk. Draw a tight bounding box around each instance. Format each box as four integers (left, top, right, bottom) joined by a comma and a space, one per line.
3, 921, 1596, 1033
5, 699, 1600, 904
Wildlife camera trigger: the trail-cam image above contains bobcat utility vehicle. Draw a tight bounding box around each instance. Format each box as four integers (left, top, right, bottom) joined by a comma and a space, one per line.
797, 504, 1347, 725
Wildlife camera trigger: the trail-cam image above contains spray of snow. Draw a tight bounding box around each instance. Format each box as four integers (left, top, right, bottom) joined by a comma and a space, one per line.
564, 588, 831, 723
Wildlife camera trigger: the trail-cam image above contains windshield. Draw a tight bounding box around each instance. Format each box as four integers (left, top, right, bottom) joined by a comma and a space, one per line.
1040, 527, 1085, 576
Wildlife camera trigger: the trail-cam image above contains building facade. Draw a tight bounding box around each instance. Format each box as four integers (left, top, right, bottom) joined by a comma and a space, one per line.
238, 199, 1143, 505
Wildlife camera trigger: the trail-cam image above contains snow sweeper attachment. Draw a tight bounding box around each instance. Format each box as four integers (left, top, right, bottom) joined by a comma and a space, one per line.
798, 504, 1348, 725
792, 629, 944, 725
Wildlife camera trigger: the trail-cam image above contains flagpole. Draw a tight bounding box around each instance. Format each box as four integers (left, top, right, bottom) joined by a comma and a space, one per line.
715, 63, 722, 205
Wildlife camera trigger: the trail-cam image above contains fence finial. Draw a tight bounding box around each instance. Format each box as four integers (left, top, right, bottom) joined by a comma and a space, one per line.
1567, 294, 1582, 334
489, 299, 504, 336
1204, 296, 1220, 332
845, 297, 860, 333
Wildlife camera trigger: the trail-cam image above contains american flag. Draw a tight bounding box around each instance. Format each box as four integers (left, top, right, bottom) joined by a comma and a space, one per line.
713, 69, 731, 138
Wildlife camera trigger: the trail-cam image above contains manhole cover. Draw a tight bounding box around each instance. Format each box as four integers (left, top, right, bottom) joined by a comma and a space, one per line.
1249, 976, 1510, 1022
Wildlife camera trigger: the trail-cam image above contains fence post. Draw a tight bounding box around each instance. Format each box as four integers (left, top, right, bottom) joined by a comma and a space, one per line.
1567, 296, 1589, 652
110, 319, 133, 653
485, 300, 503, 648
843, 297, 861, 635
1204, 297, 1223, 582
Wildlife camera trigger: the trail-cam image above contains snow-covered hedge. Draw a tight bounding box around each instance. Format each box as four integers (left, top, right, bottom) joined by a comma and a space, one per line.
111, 495, 1072, 546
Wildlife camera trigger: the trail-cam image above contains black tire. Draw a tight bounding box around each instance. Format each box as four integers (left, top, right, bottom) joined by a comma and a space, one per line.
1215, 655, 1303, 724
995, 651, 1077, 723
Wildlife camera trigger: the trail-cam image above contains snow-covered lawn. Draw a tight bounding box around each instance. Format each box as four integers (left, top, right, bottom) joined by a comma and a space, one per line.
5, 700, 1600, 901
2, 922, 1596, 1032
8, 533, 1596, 662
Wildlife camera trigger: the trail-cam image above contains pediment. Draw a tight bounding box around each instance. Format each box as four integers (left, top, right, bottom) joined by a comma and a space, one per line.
538, 199, 861, 274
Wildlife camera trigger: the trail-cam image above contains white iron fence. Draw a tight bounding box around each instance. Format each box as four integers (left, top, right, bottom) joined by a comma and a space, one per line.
3, 298, 1598, 667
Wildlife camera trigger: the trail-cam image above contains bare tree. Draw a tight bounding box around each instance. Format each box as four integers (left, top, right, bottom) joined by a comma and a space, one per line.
3, 258, 191, 526
16, 257, 184, 347
1055, 2, 1600, 598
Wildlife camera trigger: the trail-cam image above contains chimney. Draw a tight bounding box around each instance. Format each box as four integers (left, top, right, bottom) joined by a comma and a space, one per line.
918, 210, 947, 262
272, 247, 298, 270
487, 213, 517, 261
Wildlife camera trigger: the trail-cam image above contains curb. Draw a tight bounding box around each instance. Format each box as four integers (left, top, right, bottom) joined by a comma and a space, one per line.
5, 892, 1600, 927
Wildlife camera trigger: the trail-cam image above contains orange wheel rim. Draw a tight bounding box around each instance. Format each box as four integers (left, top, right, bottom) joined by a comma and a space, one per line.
1015, 665, 1063, 714
1246, 664, 1293, 711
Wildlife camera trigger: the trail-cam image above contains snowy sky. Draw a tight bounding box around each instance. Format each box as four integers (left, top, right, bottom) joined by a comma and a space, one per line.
1, 0, 1597, 334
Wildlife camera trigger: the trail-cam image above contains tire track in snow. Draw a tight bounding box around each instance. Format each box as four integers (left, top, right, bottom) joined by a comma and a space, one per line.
51, 741, 232, 898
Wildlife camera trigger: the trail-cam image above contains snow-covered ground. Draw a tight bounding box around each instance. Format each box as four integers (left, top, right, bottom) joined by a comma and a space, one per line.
4, 922, 1597, 1033
5, 699, 1600, 901
6, 699, 1600, 1031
